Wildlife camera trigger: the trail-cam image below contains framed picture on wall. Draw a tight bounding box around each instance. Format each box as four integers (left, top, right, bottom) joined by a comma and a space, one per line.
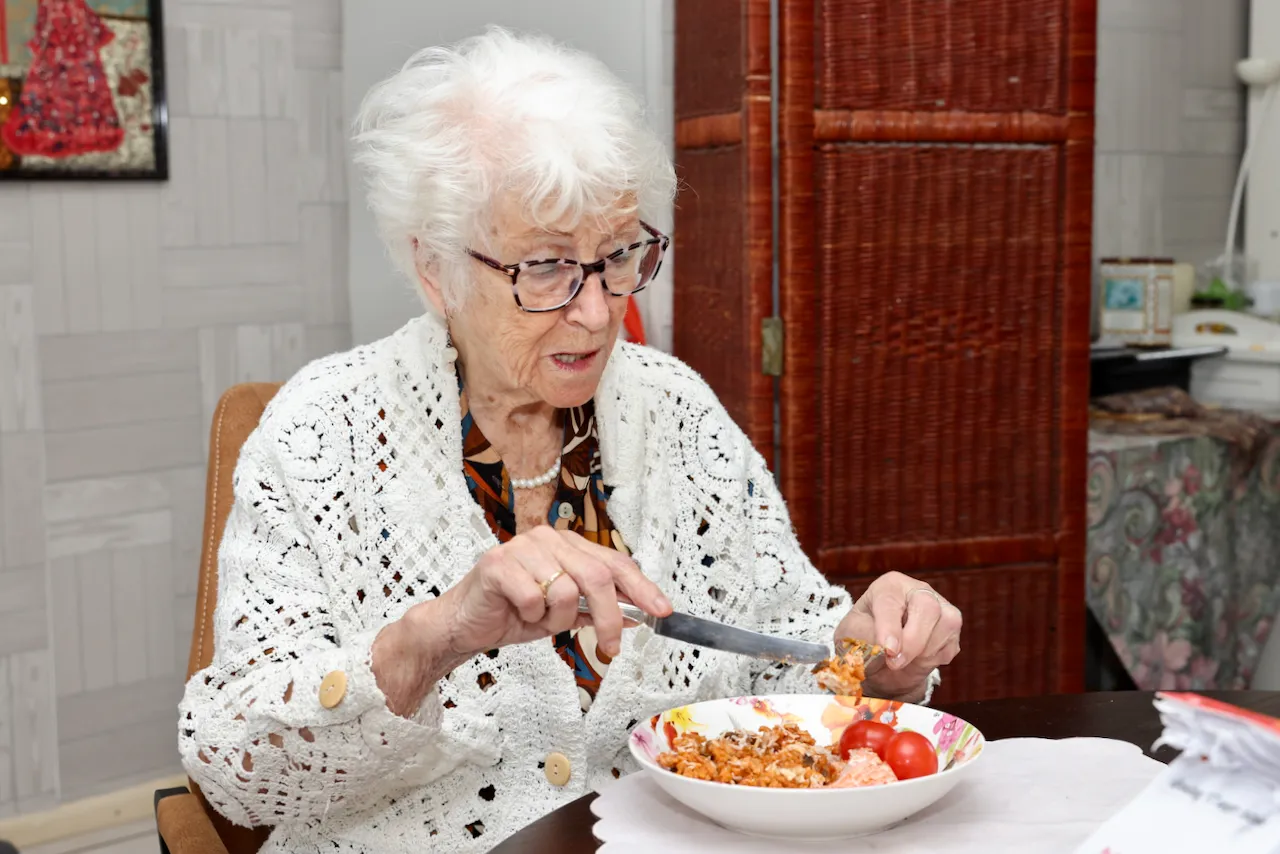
0, 0, 168, 180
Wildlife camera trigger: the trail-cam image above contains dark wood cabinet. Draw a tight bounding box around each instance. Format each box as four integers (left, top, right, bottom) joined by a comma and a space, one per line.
674, 0, 1096, 702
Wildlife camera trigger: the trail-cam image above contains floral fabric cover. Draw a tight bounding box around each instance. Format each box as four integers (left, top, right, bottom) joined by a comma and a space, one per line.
1087, 425, 1280, 691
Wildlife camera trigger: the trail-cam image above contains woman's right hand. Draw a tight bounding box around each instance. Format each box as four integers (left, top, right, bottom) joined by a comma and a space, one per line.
373, 527, 670, 716
435, 526, 672, 658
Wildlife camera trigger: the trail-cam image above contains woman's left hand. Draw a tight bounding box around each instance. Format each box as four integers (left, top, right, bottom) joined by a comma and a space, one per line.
833, 572, 962, 703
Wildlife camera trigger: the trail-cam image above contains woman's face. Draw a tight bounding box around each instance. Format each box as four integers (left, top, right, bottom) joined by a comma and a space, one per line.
431, 195, 637, 410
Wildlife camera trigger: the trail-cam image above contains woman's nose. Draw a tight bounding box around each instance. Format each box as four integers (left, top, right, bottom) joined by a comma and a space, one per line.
566, 270, 613, 331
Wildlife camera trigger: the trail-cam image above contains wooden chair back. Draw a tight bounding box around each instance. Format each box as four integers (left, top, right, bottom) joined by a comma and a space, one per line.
184, 383, 282, 854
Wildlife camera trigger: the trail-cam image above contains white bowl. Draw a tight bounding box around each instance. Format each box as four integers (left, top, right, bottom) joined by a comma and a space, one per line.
628, 694, 985, 839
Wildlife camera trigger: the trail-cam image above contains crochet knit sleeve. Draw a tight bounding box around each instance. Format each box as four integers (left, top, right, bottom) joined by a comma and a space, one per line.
177, 410, 463, 829
733, 428, 941, 703
736, 449, 855, 696
645, 352, 940, 703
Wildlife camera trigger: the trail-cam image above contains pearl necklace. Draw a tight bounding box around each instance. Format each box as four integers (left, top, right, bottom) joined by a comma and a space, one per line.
445, 331, 560, 490
510, 457, 562, 490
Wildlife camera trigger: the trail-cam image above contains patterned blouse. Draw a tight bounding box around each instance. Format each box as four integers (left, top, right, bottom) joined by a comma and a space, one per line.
459, 376, 627, 713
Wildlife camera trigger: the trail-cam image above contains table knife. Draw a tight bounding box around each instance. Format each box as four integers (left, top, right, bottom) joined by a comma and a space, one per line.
576, 597, 884, 670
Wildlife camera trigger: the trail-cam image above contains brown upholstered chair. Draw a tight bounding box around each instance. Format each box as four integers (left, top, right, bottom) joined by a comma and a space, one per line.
155, 383, 281, 854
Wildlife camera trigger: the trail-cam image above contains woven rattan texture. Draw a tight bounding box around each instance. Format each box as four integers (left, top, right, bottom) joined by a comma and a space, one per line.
845, 563, 1058, 702
816, 144, 1063, 550
673, 146, 755, 433
675, 0, 748, 119
817, 0, 1066, 113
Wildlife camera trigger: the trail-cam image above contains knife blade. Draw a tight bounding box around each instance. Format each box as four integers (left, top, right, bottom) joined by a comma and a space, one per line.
577, 597, 835, 665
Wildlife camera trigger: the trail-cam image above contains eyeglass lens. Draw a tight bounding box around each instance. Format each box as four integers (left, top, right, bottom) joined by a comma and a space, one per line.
517, 241, 663, 310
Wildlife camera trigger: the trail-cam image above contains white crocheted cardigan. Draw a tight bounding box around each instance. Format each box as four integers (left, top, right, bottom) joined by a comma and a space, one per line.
178, 313, 864, 853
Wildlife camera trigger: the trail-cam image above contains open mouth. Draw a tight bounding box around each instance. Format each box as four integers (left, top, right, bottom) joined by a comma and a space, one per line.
551, 350, 599, 371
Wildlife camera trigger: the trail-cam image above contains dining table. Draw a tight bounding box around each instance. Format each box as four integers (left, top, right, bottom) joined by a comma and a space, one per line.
488, 690, 1280, 853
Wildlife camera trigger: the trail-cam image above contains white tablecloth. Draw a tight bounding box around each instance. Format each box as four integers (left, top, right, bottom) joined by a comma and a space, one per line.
593, 738, 1164, 853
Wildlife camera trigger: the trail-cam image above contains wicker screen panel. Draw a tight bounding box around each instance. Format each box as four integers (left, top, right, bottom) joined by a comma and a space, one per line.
675, 0, 746, 119
816, 144, 1062, 555
817, 0, 1065, 113
673, 146, 757, 437
842, 563, 1058, 702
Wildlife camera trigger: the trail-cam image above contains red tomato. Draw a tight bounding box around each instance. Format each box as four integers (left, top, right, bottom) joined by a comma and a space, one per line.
838, 720, 896, 760
884, 731, 939, 780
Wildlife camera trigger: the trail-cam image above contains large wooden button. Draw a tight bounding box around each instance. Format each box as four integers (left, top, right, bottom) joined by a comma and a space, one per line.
544, 752, 571, 787
318, 670, 347, 709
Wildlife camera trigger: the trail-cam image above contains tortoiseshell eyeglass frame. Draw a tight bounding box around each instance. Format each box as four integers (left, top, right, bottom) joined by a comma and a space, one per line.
466, 220, 670, 313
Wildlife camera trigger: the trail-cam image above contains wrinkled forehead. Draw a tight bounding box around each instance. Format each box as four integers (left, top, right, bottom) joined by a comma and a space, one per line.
480, 191, 641, 256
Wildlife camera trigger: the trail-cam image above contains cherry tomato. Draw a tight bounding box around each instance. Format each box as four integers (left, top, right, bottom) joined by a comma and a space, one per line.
838, 720, 896, 761
883, 731, 939, 780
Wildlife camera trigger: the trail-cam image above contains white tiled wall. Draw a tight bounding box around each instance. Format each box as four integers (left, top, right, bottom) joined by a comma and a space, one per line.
0, 0, 351, 817
1246, 0, 1280, 281
638, 0, 677, 354
1094, 0, 1250, 267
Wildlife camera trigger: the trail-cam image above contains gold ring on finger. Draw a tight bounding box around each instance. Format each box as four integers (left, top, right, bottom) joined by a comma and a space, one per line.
907, 587, 947, 608
540, 569, 566, 603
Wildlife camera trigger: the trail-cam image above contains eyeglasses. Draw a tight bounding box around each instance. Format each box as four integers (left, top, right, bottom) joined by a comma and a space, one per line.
467, 221, 670, 312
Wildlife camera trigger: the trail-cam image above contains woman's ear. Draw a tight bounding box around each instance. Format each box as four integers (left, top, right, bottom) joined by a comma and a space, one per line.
412, 238, 448, 317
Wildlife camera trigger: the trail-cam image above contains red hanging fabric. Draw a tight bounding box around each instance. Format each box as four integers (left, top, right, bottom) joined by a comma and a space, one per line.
623, 296, 646, 346
1, 1, 9, 65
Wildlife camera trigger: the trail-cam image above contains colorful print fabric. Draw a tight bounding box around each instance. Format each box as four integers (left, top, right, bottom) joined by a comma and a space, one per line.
459, 374, 629, 712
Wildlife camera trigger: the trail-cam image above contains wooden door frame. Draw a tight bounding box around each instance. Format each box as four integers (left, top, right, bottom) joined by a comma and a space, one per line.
776, 0, 818, 543
672, 0, 777, 463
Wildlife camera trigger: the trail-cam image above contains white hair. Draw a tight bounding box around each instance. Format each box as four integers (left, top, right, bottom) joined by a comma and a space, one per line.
352, 26, 677, 312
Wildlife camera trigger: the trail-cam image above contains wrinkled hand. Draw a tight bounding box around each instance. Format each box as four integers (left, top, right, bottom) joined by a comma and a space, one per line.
434, 526, 671, 659
834, 572, 962, 702
376, 528, 670, 718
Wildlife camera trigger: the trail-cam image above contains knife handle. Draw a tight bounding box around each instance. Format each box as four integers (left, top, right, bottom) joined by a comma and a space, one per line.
576, 596, 650, 626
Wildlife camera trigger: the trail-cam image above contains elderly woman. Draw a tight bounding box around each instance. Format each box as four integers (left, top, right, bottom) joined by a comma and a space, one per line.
179, 27, 961, 853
